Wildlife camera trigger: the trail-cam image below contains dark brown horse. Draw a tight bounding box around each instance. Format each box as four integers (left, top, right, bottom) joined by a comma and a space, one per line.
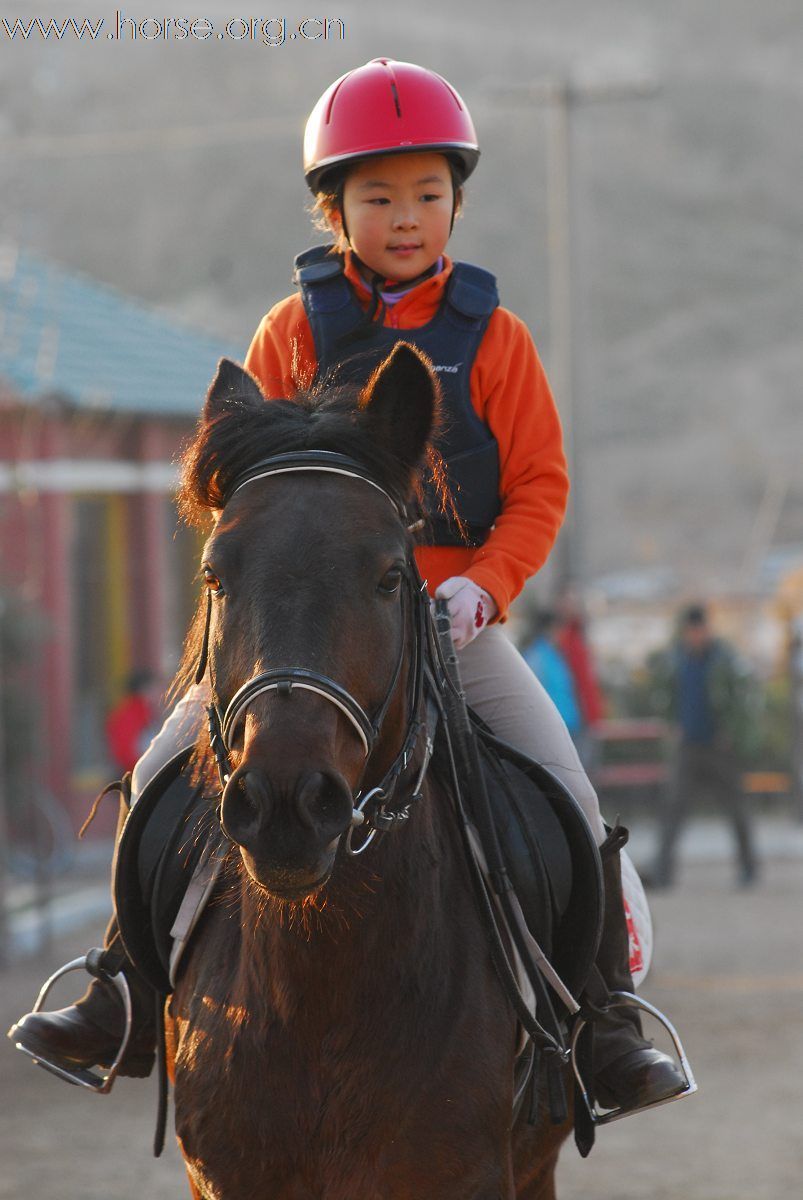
165, 344, 570, 1199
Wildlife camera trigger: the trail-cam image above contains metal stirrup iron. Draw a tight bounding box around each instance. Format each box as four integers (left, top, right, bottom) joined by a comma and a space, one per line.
570, 991, 698, 1125
11, 952, 134, 1095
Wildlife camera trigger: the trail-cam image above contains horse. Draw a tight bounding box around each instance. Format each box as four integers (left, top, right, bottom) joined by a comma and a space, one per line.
163, 343, 572, 1199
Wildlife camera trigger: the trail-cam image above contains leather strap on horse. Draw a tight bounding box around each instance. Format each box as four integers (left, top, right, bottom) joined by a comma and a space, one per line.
78, 772, 133, 839
81, 934, 171, 1158
567, 827, 631, 1156
432, 603, 574, 1077
84, 939, 128, 982
154, 993, 169, 1158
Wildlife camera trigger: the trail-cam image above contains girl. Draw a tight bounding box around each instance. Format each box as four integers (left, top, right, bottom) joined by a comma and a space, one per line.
11, 58, 685, 1116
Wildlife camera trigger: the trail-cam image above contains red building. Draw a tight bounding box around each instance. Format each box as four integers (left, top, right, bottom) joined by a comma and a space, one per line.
0, 247, 239, 829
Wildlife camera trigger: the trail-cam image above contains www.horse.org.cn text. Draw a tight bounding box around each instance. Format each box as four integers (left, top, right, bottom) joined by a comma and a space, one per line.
0, 13, 347, 45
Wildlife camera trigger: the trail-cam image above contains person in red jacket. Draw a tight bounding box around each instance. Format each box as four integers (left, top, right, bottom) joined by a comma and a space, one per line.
556, 590, 606, 730
554, 587, 606, 766
11, 59, 687, 1117
105, 671, 159, 776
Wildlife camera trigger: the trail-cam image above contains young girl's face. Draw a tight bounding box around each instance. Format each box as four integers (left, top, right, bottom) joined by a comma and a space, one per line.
335, 152, 455, 282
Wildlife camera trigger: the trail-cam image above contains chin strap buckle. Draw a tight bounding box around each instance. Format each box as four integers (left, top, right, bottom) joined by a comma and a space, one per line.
10, 955, 133, 1094
571, 990, 698, 1125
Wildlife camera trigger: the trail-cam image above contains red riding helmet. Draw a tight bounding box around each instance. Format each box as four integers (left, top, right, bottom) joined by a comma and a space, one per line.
303, 58, 480, 193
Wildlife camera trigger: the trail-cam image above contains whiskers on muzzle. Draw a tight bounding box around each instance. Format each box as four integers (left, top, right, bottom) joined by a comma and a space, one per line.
220, 764, 356, 899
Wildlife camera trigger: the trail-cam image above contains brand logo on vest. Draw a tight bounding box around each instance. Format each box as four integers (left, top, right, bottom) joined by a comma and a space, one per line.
431, 363, 462, 374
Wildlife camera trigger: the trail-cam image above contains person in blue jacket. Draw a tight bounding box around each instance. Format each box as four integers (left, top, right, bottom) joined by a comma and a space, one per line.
523, 610, 582, 735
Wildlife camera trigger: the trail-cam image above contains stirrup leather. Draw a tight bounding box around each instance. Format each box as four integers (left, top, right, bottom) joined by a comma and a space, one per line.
11, 955, 133, 1094
571, 990, 697, 1124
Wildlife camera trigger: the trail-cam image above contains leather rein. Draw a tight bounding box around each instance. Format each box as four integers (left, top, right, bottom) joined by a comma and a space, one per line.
194, 450, 436, 855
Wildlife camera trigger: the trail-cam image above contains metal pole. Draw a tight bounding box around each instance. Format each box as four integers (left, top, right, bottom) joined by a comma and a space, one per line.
0, 598, 10, 967
546, 82, 578, 590
489, 76, 659, 594
790, 619, 803, 823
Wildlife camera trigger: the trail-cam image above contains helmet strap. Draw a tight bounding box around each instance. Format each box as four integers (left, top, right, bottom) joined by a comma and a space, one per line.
336, 181, 350, 247
448, 164, 463, 234
350, 253, 442, 297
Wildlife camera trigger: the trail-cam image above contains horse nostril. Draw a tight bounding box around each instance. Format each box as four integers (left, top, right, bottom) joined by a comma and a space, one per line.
221, 767, 273, 845
295, 771, 354, 835
239, 775, 260, 815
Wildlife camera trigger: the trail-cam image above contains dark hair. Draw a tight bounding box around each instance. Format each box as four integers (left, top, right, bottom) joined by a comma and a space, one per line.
681, 603, 708, 628
126, 669, 155, 694
534, 609, 559, 638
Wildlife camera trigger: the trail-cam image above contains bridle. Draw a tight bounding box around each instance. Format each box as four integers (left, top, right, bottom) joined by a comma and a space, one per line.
195, 450, 437, 856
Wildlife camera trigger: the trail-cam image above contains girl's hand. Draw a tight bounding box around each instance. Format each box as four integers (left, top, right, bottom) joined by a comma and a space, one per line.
434, 576, 498, 650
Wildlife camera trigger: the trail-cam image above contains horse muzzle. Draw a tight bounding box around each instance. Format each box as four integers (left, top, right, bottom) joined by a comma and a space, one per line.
220, 764, 355, 897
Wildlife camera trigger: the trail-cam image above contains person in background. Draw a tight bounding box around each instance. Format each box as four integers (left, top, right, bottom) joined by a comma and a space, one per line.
105, 671, 160, 777
556, 588, 605, 728
555, 588, 606, 765
522, 610, 581, 736
649, 603, 759, 888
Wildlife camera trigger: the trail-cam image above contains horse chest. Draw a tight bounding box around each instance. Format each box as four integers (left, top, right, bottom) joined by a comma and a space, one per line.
176, 1018, 511, 1199
172, 921, 515, 1199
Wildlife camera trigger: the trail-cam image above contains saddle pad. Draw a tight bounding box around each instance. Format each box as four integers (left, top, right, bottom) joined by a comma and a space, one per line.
479, 742, 571, 952
114, 746, 218, 994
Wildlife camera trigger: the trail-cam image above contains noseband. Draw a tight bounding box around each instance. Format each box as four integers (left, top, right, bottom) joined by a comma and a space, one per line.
221, 669, 377, 759
196, 451, 435, 854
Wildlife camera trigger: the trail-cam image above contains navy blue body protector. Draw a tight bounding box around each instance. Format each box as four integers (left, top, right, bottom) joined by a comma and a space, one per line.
293, 245, 502, 547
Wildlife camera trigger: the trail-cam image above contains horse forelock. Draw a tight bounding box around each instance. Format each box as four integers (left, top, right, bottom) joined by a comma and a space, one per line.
178, 382, 426, 528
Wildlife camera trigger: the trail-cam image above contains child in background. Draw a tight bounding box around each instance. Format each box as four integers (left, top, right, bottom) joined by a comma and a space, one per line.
105, 671, 160, 776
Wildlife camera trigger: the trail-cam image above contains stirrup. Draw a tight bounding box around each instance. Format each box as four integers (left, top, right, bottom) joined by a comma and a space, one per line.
11, 955, 133, 1094
571, 990, 697, 1124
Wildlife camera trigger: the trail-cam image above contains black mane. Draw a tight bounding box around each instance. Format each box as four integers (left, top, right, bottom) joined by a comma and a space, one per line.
178, 380, 429, 528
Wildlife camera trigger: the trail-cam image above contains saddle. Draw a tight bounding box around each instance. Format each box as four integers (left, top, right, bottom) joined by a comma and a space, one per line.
471, 723, 602, 1002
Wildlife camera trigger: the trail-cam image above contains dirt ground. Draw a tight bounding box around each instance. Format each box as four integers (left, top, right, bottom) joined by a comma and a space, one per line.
2, 854, 802, 1200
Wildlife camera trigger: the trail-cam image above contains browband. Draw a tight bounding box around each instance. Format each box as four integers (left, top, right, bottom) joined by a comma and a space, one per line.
224, 450, 410, 522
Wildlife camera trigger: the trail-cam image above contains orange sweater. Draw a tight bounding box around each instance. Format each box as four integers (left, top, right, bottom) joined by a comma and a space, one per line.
244, 251, 569, 620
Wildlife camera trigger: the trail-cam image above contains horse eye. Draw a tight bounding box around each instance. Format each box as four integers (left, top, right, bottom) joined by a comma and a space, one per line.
378, 567, 403, 596
203, 567, 225, 597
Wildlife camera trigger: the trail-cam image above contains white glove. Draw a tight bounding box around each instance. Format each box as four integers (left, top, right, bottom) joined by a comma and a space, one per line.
434, 576, 498, 650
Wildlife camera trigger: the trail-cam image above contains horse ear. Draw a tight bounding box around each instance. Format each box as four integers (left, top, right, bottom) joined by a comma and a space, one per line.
203, 358, 264, 423
359, 343, 439, 474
